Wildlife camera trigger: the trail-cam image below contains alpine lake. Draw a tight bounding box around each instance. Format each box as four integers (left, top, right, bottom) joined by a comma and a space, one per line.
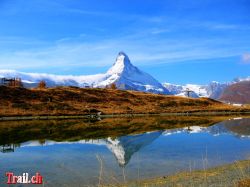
0, 115, 250, 186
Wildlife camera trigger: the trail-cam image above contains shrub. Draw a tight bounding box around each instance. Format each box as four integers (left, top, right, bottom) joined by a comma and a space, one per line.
110, 83, 117, 90
38, 81, 46, 89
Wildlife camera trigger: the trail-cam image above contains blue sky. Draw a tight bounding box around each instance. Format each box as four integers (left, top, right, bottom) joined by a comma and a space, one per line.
0, 0, 250, 84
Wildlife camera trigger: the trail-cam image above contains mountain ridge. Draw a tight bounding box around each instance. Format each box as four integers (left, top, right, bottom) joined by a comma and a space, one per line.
1, 52, 250, 102
163, 77, 250, 104
0, 52, 169, 94
220, 80, 250, 104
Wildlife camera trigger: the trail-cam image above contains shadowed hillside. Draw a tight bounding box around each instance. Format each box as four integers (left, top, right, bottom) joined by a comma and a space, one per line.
220, 81, 250, 104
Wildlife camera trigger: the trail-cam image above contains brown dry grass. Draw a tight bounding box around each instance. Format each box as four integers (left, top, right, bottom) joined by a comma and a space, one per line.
238, 179, 250, 187
104, 160, 250, 187
0, 86, 249, 117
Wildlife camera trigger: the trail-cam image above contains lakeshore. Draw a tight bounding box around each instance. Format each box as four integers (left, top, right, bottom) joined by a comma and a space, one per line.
117, 159, 250, 187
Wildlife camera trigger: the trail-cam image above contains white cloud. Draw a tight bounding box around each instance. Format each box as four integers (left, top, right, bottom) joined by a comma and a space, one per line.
242, 53, 250, 64
151, 28, 170, 35
0, 31, 249, 73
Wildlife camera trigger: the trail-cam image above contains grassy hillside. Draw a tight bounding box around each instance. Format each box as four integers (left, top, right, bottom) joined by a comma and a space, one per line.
0, 86, 249, 117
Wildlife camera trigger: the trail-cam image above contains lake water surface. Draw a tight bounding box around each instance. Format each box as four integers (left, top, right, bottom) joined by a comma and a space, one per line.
0, 116, 250, 186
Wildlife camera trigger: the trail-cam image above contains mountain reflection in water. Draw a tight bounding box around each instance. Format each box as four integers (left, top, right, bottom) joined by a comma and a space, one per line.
1, 117, 250, 168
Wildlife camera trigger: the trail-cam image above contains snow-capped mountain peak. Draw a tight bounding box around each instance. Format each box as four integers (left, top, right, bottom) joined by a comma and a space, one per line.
107, 51, 133, 75
0, 52, 169, 94
97, 52, 169, 94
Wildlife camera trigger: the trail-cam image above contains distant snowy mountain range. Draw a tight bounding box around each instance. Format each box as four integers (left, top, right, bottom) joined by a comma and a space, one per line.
0, 51, 250, 101
163, 81, 230, 99
163, 77, 250, 101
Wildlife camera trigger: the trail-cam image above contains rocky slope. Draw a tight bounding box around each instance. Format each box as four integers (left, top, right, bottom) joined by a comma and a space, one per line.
220, 80, 250, 104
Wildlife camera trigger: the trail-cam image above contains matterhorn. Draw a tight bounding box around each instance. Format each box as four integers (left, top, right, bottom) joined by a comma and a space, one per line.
96, 52, 169, 94
0, 52, 170, 94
